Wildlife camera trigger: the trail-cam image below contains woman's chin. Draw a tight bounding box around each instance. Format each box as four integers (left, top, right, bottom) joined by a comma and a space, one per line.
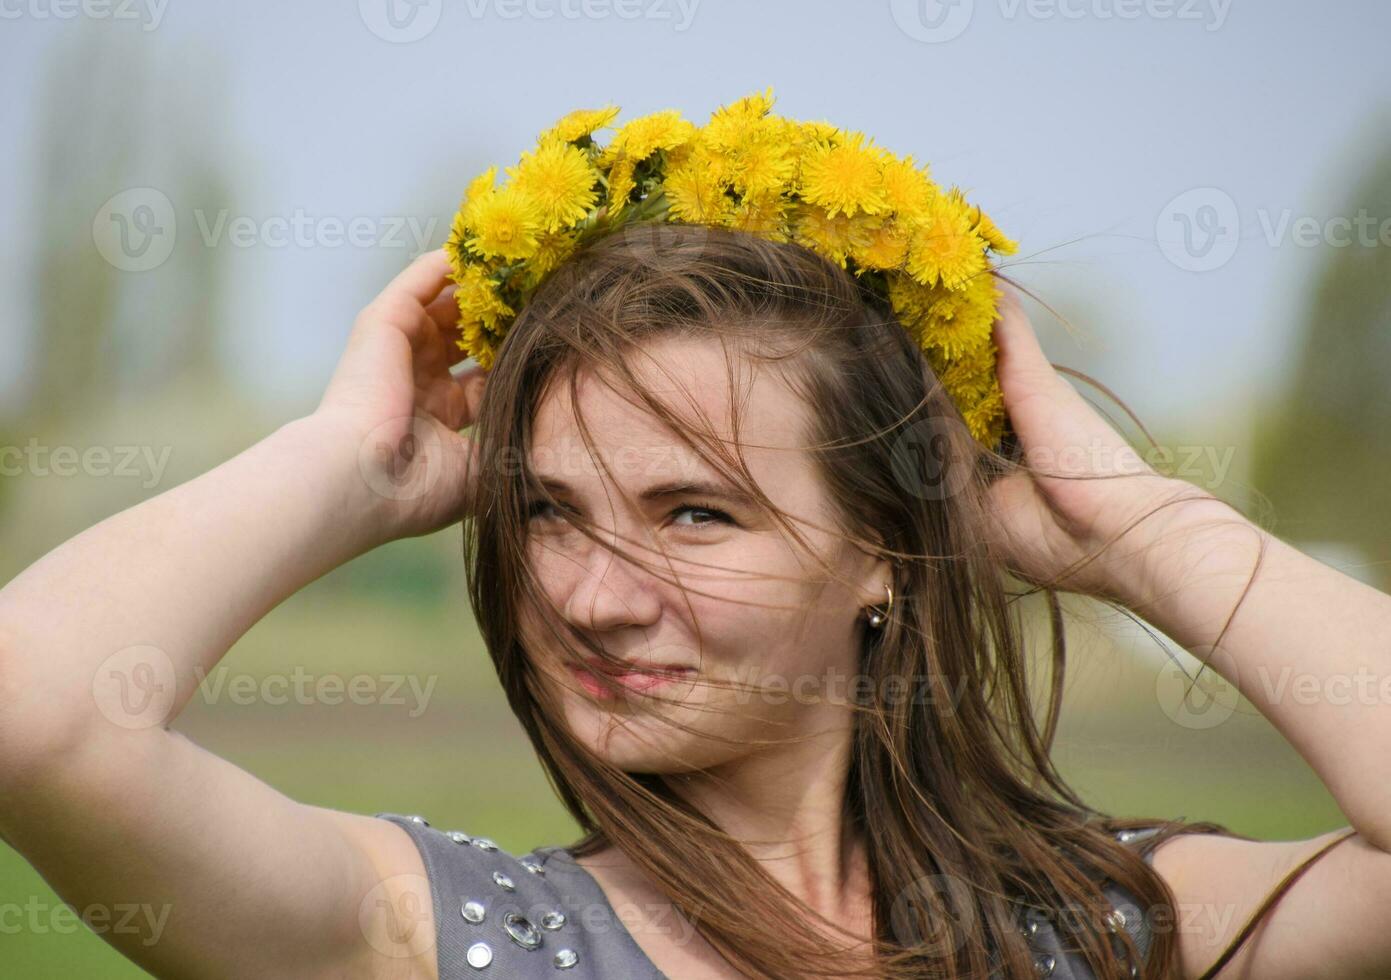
559, 702, 731, 774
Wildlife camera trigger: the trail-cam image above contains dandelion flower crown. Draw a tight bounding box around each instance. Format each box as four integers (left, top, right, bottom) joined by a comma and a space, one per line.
444, 87, 1018, 448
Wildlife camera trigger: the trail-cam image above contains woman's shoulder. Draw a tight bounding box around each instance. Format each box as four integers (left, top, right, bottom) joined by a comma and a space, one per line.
375, 812, 664, 979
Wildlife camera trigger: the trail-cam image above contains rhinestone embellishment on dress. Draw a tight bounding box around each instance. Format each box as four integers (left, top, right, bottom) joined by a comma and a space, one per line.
466, 941, 492, 968
503, 911, 543, 950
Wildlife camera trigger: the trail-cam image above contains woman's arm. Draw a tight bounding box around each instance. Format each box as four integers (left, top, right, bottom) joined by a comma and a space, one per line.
0, 249, 480, 978
1116, 501, 1391, 853
982, 284, 1391, 977
1112, 501, 1391, 979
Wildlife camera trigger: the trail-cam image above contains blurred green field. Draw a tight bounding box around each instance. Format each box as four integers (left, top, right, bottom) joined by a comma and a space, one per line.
0, 546, 1347, 978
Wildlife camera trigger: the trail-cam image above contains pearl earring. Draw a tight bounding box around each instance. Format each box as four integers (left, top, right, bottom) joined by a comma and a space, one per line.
866, 582, 894, 629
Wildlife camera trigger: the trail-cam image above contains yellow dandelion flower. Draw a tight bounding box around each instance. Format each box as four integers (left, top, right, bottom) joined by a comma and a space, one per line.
444, 210, 471, 280
939, 355, 996, 403
664, 139, 697, 172
939, 187, 1018, 257
726, 126, 797, 199
725, 191, 793, 241
598, 108, 697, 166
776, 118, 837, 189
793, 118, 841, 145
790, 202, 872, 269
505, 141, 599, 233
850, 216, 910, 271
880, 154, 934, 216
921, 268, 999, 327
905, 192, 989, 288
799, 131, 891, 219
519, 229, 578, 290
539, 104, 620, 145
665, 151, 734, 224
462, 165, 499, 211
886, 276, 945, 348
951, 335, 1000, 386
454, 263, 514, 327
722, 86, 776, 121
921, 298, 994, 359
973, 207, 1018, 256
606, 154, 638, 215
464, 184, 544, 261
703, 86, 777, 152
458, 166, 501, 245
961, 386, 1006, 445
457, 318, 500, 370
960, 265, 1003, 315
886, 273, 931, 322
887, 269, 1001, 356
698, 139, 738, 188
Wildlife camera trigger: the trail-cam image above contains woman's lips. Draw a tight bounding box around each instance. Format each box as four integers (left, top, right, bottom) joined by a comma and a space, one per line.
569, 662, 695, 698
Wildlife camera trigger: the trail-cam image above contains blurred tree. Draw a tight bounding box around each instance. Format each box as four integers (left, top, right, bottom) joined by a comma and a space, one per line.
27, 27, 232, 426
1249, 129, 1391, 591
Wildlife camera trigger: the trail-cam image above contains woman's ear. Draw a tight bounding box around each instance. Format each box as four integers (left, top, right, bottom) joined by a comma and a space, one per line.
852, 549, 897, 613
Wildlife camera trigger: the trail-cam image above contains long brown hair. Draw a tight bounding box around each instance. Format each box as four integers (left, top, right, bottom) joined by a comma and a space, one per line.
461, 222, 1338, 978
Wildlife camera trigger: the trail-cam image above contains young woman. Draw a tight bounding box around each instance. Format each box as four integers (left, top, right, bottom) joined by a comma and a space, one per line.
1, 225, 1388, 980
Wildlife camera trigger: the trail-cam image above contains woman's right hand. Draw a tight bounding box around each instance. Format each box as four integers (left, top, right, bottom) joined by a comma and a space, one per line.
314, 248, 489, 541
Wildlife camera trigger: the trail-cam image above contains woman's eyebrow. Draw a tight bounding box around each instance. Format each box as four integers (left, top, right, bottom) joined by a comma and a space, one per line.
532, 476, 755, 505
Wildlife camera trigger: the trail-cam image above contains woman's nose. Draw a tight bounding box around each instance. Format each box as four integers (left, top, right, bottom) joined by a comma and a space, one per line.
560, 531, 663, 631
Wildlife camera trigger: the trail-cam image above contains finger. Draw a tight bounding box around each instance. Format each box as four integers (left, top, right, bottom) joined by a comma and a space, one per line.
991, 283, 1140, 476
346, 256, 452, 357
417, 380, 468, 430
421, 364, 487, 430
422, 288, 472, 367
424, 285, 459, 332
448, 363, 488, 428
992, 282, 1065, 394
384, 248, 454, 308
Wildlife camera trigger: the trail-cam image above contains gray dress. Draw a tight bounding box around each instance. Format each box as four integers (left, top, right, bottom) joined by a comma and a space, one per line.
377, 812, 1164, 979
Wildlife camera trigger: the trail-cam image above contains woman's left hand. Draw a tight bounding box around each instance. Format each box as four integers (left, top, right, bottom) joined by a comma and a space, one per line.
982, 282, 1203, 597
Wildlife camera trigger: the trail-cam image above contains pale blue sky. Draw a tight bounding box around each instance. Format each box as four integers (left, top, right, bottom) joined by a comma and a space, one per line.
2, 0, 1388, 430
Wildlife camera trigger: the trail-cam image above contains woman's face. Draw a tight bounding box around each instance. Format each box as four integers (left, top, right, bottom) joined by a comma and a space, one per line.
522, 336, 889, 774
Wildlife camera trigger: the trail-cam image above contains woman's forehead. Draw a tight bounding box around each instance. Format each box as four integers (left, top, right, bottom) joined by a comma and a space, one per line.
527, 340, 815, 498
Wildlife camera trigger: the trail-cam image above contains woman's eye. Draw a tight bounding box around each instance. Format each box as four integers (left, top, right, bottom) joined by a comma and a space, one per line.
526, 500, 732, 529
670, 504, 734, 529
526, 500, 572, 523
